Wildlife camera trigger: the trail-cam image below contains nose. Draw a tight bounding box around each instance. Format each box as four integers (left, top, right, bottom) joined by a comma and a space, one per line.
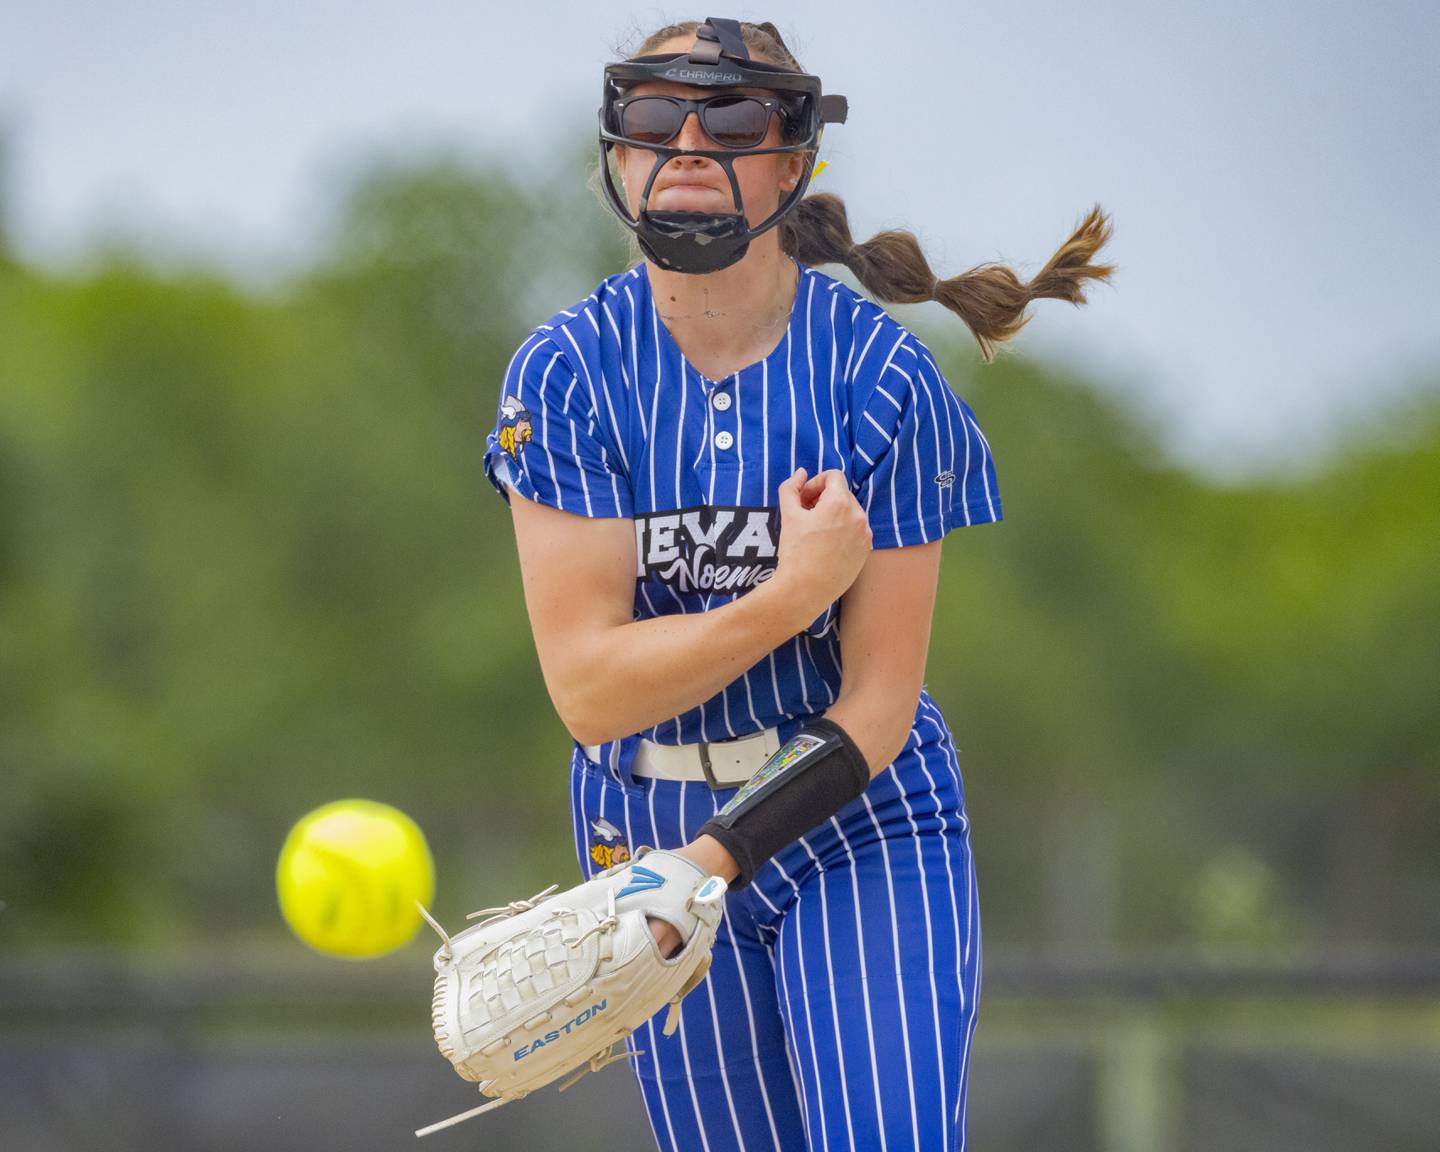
673, 109, 708, 152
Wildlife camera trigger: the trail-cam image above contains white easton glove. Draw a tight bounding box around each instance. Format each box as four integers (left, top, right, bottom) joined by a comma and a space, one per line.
415, 847, 727, 1137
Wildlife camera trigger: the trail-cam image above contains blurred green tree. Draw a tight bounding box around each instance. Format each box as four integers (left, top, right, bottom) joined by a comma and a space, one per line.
0, 142, 1435, 957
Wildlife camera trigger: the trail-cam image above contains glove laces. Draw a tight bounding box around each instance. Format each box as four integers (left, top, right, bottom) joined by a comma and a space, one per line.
464, 883, 561, 928
417, 883, 561, 962
572, 887, 618, 951
416, 1040, 646, 1137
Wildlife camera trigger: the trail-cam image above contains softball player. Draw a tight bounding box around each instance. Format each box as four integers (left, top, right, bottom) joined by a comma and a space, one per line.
480, 18, 1113, 1151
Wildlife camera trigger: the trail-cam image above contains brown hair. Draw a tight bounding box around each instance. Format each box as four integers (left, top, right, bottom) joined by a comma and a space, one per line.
610, 19, 1116, 364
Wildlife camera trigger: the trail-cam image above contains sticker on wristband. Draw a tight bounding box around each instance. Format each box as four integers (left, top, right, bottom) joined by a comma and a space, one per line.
718, 732, 828, 818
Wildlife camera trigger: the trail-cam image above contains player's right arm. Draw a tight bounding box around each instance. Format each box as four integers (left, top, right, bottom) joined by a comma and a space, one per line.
506, 466, 867, 747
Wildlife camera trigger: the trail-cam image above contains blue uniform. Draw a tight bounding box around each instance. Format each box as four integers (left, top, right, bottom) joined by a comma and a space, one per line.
483, 256, 1000, 1150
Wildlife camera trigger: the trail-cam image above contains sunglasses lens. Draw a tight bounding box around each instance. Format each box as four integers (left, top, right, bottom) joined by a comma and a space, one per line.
703, 96, 771, 148
619, 97, 683, 145
616, 95, 774, 149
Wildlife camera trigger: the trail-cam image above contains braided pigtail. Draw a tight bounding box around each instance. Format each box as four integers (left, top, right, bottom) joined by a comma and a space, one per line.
617, 19, 1117, 361
781, 194, 1116, 363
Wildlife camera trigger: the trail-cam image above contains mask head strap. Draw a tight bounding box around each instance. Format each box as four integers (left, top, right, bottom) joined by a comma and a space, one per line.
689, 16, 751, 65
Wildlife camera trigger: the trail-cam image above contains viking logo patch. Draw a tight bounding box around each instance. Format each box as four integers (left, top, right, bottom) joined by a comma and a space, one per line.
589, 817, 631, 871
497, 395, 533, 461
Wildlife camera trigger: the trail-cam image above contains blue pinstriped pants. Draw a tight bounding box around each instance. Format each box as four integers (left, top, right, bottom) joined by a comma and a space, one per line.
568, 692, 982, 1152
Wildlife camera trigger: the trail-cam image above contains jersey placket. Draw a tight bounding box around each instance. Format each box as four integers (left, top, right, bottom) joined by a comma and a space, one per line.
697, 371, 742, 503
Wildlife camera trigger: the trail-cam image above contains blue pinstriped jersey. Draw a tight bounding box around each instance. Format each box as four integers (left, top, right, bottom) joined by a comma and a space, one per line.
482, 256, 1001, 745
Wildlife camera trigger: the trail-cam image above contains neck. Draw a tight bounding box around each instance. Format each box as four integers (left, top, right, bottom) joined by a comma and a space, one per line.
646, 234, 799, 367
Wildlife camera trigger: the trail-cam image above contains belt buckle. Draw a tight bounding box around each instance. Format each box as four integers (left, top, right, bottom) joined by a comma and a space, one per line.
697, 740, 723, 790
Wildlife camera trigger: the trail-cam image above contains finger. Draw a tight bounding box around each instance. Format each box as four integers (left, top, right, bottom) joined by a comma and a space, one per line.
778, 468, 805, 512
800, 472, 825, 506
812, 468, 852, 503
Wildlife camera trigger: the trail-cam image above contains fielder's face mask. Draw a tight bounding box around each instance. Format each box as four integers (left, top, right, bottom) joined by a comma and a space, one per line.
597, 16, 848, 275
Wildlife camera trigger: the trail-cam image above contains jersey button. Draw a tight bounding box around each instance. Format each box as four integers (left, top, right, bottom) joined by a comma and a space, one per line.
712, 391, 732, 411
714, 430, 734, 450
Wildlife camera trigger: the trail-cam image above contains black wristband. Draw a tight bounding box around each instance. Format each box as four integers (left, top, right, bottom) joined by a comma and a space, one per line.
696, 716, 869, 891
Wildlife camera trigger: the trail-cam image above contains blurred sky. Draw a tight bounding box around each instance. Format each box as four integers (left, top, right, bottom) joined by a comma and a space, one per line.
2, 0, 1437, 476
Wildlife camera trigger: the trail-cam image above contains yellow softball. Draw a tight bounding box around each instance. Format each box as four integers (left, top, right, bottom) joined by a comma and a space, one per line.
276, 799, 435, 958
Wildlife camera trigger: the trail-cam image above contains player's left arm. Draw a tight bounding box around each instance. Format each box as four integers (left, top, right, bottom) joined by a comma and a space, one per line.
821, 539, 943, 776
680, 539, 942, 896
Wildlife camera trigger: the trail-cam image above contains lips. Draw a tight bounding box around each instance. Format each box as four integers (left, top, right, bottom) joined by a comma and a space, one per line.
656, 181, 723, 194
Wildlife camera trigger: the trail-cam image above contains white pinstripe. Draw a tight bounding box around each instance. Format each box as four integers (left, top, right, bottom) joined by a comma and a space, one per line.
848, 314, 884, 386
599, 766, 678, 1152
571, 419, 593, 516
625, 285, 646, 441
858, 789, 921, 1145
699, 943, 749, 1151
704, 781, 784, 1151
804, 276, 824, 473
962, 412, 995, 523
792, 835, 858, 1152
910, 723, 965, 1134
669, 783, 723, 1152
826, 295, 842, 452
777, 840, 840, 1146
761, 357, 770, 507
560, 322, 628, 476
786, 325, 797, 509
888, 728, 954, 1138
535, 351, 566, 508
909, 396, 927, 543
916, 700, 982, 1148
768, 932, 816, 1152
908, 359, 947, 536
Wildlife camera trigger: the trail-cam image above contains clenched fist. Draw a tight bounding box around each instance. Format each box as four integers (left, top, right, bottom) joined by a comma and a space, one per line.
772, 466, 872, 622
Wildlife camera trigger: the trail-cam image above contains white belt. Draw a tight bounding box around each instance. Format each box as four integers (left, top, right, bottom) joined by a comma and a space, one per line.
582, 725, 782, 788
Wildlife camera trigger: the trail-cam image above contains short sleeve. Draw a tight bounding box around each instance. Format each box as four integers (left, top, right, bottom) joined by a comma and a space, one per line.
482, 334, 634, 518
851, 341, 1001, 548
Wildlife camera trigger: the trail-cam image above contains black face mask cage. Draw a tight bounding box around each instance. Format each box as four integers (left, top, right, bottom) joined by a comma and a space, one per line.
596, 16, 848, 275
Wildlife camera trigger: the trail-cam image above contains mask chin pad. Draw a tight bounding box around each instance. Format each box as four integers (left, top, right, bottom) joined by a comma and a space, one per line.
644, 211, 748, 244
637, 210, 753, 272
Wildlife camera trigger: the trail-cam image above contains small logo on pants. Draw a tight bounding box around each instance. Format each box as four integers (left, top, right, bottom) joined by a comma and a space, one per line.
589, 817, 631, 871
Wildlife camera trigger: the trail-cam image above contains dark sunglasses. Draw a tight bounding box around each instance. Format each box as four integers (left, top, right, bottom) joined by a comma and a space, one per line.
611, 94, 801, 150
